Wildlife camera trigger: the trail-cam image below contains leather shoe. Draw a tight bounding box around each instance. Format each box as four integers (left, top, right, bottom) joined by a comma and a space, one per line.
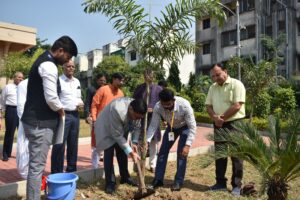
151, 179, 164, 188
105, 185, 115, 194
171, 183, 181, 191
2, 157, 8, 162
120, 178, 138, 187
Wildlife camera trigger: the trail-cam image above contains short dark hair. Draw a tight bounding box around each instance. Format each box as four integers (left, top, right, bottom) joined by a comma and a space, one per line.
159, 89, 174, 102
158, 80, 168, 88
111, 72, 124, 80
96, 72, 107, 80
210, 63, 226, 71
130, 99, 147, 115
51, 36, 78, 57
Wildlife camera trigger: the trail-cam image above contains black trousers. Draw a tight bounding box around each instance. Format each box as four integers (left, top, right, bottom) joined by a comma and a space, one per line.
104, 143, 130, 187
214, 120, 243, 188
3, 105, 19, 159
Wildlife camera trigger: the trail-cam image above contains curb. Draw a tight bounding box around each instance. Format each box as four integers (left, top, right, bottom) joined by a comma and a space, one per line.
0, 145, 213, 199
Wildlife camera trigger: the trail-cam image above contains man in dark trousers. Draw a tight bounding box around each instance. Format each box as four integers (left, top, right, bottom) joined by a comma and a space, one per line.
21, 36, 78, 200
1, 71, 24, 161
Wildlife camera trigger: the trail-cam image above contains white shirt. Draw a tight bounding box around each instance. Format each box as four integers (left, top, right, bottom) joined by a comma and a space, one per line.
147, 96, 197, 146
59, 74, 83, 111
1, 83, 18, 110
38, 61, 63, 111
17, 79, 28, 118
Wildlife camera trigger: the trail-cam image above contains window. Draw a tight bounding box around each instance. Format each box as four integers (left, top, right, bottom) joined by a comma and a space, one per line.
266, 26, 272, 36
298, 21, 300, 36
203, 18, 210, 29
240, 0, 255, 13
130, 51, 137, 61
240, 25, 256, 40
203, 43, 211, 54
278, 21, 286, 31
221, 30, 237, 47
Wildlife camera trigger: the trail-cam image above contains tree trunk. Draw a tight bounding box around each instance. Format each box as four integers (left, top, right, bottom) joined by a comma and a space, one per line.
267, 179, 288, 200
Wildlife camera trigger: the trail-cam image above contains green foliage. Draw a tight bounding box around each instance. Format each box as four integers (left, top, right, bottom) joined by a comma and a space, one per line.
2, 52, 30, 79
25, 38, 51, 57
191, 92, 206, 112
269, 86, 296, 117
252, 91, 271, 118
206, 115, 300, 199
187, 73, 212, 94
194, 112, 213, 124
167, 62, 181, 92
261, 34, 286, 63
83, 0, 226, 68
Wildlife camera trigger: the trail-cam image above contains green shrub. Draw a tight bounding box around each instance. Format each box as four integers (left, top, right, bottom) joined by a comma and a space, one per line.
253, 91, 271, 118
194, 112, 213, 124
191, 92, 206, 112
269, 87, 296, 117
249, 117, 268, 130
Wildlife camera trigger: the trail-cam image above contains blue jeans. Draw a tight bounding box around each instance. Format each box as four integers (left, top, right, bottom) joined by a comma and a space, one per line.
51, 111, 80, 173
155, 125, 188, 185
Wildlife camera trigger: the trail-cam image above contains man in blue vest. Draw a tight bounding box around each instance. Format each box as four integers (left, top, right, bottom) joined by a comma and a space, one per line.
21, 36, 78, 200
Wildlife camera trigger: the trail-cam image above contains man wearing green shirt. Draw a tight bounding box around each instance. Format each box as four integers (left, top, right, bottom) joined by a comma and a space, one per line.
205, 63, 246, 196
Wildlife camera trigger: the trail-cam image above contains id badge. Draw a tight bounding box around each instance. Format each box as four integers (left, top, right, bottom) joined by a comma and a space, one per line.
168, 131, 175, 141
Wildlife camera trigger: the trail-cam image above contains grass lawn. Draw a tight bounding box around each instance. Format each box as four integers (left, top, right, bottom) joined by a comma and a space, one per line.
0, 119, 91, 144
74, 154, 300, 200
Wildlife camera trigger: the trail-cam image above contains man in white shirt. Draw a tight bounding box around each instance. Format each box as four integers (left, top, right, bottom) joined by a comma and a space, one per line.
21, 36, 78, 200
144, 89, 197, 191
51, 60, 83, 173
1, 71, 24, 161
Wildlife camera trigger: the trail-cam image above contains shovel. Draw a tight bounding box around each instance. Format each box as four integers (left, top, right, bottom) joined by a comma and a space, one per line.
133, 160, 155, 199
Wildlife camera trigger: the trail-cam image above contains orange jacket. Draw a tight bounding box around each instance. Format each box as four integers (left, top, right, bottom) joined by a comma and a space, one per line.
91, 84, 124, 121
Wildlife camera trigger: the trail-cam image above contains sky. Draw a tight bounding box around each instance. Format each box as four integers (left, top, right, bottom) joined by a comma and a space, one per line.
0, 0, 184, 54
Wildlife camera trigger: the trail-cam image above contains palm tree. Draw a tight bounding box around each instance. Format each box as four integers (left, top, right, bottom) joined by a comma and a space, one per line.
82, 0, 226, 68
207, 115, 300, 200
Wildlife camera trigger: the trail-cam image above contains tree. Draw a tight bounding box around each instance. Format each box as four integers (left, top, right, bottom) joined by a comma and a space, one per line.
205, 114, 300, 200
83, 0, 226, 68
25, 38, 51, 57
167, 62, 181, 92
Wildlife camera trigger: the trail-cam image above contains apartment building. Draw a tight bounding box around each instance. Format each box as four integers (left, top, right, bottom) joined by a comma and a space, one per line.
196, 0, 300, 79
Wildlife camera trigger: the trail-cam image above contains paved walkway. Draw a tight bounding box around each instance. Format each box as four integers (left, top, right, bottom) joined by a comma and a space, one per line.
0, 126, 214, 186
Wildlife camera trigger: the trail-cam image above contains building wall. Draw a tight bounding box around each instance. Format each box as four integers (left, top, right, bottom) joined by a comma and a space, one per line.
196, 0, 300, 79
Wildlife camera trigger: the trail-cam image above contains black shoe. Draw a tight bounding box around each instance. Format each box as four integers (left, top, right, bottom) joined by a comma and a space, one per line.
120, 178, 138, 187
171, 183, 181, 191
210, 183, 227, 191
105, 185, 115, 195
2, 157, 8, 161
151, 179, 164, 189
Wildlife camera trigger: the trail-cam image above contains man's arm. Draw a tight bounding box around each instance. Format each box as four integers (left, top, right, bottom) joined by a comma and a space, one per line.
206, 105, 224, 127
39, 62, 63, 114
146, 104, 161, 142
91, 88, 104, 121
221, 102, 243, 121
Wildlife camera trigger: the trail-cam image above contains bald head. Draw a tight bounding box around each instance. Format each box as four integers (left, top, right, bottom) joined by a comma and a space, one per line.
14, 72, 24, 85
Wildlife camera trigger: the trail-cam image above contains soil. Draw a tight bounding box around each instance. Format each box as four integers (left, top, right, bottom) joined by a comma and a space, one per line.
74, 155, 264, 200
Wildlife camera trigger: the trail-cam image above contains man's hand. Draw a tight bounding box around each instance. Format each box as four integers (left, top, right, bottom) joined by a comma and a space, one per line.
57, 108, 65, 117
181, 145, 190, 158
86, 116, 92, 125
130, 151, 140, 163
147, 108, 153, 113
132, 143, 139, 153
213, 115, 224, 128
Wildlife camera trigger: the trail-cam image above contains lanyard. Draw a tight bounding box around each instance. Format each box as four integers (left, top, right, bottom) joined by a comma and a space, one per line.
170, 111, 175, 132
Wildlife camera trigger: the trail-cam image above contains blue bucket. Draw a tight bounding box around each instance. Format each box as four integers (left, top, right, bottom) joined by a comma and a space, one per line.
46, 173, 78, 200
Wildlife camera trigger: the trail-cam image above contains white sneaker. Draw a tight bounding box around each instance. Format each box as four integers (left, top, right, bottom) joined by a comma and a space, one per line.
231, 187, 241, 196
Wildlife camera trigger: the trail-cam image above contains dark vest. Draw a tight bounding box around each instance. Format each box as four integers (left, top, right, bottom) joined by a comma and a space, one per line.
21, 51, 60, 128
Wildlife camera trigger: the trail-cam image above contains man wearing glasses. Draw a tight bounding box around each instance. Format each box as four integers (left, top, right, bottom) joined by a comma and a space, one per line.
51, 60, 83, 173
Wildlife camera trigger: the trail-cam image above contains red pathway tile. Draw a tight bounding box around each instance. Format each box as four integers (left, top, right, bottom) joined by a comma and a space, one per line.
0, 126, 214, 186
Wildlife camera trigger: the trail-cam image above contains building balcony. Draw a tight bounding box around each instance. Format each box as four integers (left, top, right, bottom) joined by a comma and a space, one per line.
200, 54, 212, 66
197, 28, 214, 42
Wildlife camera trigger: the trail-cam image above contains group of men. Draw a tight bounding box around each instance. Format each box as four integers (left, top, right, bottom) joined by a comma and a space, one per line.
0, 35, 246, 199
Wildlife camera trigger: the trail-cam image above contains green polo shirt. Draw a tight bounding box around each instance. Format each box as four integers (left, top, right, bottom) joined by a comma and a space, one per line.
205, 76, 246, 122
